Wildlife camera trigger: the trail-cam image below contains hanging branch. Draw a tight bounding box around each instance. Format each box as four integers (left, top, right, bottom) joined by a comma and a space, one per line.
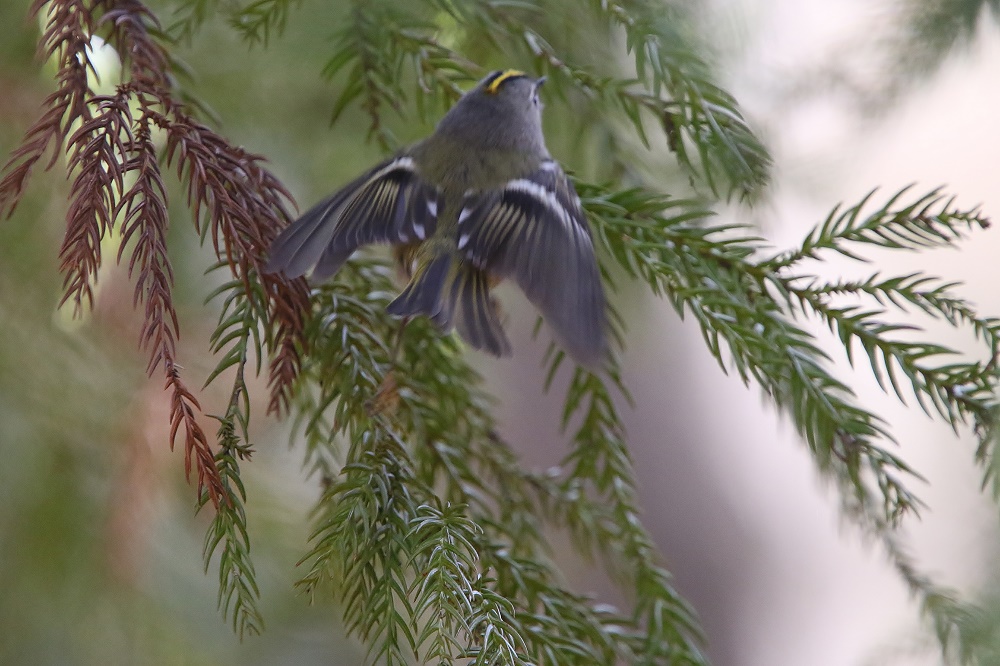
2, 0, 311, 503
585, 181, 997, 649
0, 0, 96, 217
1, 0, 314, 629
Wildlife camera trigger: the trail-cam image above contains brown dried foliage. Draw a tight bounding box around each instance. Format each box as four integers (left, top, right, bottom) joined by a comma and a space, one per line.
60, 92, 129, 313
161, 116, 310, 415
0, 0, 95, 217
1, 0, 311, 507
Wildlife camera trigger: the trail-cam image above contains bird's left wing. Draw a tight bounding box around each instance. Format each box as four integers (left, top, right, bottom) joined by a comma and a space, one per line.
265, 155, 440, 281
457, 159, 607, 367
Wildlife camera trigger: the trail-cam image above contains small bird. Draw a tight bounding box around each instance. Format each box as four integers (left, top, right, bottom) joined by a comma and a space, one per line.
265, 69, 606, 367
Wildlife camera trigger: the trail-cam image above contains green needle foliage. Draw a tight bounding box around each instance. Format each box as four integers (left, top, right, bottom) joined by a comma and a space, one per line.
199, 265, 271, 638
3, 0, 999, 664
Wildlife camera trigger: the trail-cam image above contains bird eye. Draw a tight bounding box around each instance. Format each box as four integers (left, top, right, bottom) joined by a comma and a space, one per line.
531, 77, 545, 106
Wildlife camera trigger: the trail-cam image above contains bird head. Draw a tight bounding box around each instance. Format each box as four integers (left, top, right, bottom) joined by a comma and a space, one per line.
433, 69, 548, 151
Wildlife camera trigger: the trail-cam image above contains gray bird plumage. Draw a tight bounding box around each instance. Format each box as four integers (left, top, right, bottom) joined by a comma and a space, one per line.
265, 70, 607, 367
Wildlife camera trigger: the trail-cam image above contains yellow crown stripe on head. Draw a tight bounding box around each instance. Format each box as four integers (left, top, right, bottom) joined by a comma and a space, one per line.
486, 69, 526, 94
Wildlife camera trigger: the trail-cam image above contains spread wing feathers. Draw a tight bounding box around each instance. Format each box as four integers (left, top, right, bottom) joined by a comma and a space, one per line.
264, 155, 440, 280
457, 160, 606, 366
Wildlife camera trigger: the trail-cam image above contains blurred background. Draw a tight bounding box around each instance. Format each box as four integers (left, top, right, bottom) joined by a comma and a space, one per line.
1, 0, 998, 664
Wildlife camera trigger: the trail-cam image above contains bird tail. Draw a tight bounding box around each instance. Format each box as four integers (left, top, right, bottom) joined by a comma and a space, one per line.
452, 269, 512, 357
387, 256, 511, 357
386, 253, 454, 326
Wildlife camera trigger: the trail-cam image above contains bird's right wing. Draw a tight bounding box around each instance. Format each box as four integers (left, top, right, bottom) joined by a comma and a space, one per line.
265, 155, 440, 281
456, 159, 606, 367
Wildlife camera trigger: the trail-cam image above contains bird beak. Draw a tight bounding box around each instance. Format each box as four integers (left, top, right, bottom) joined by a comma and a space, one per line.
535, 76, 547, 88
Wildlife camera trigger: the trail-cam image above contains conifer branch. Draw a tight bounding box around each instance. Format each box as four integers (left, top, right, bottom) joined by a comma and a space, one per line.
323, 2, 409, 150
291, 257, 704, 664
168, 0, 300, 46
116, 111, 226, 504
320, 0, 488, 149
297, 427, 427, 665
59, 91, 130, 314
168, 0, 217, 43
806, 273, 999, 347
593, 0, 771, 200
766, 186, 991, 270
586, 180, 997, 657
788, 285, 996, 429
0, 0, 96, 218
3, 0, 309, 625
227, 0, 299, 45
202, 361, 264, 638
555, 367, 706, 662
